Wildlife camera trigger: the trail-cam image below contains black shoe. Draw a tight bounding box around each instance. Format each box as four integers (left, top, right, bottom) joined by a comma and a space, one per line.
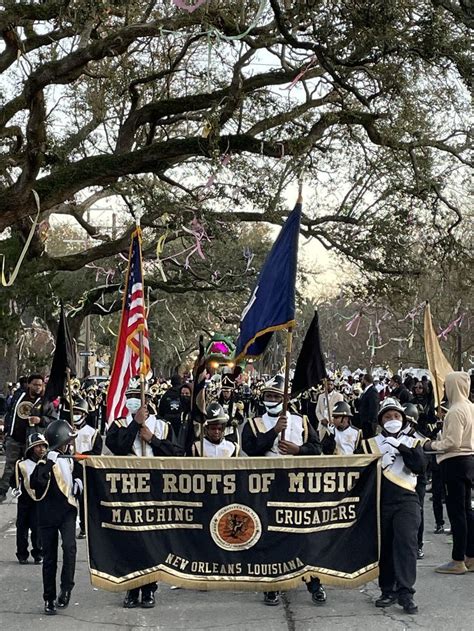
263, 591, 280, 606
77, 530, 86, 540
417, 548, 424, 559
33, 557, 43, 565
375, 593, 396, 608
141, 594, 155, 608
18, 558, 28, 565
57, 590, 71, 609
399, 596, 418, 614
434, 525, 445, 534
123, 592, 140, 608
44, 601, 57, 615
311, 584, 327, 605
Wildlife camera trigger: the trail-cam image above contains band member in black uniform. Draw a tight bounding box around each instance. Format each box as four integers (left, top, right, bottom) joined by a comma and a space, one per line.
105, 380, 181, 609
320, 400, 362, 455
0, 374, 57, 503
13, 432, 48, 564
358, 398, 426, 614
191, 402, 239, 457
30, 420, 83, 616
242, 375, 322, 607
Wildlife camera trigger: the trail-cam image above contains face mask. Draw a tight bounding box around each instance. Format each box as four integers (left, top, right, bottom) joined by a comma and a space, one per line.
126, 398, 141, 414
384, 420, 403, 435
264, 401, 283, 415
73, 413, 85, 425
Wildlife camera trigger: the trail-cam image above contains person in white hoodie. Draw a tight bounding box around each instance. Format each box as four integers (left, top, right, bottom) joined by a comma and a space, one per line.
424, 371, 474, 574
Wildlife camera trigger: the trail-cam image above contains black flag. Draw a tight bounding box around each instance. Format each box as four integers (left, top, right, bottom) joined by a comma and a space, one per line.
44, 303, 77, 401
291, 311, 327, 397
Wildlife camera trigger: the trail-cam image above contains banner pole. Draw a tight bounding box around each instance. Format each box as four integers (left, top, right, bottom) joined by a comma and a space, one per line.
433, 368, 442, 418
324, 378, 332, 425
139, 330, 146, 457
281, 326, 293, 441
65, 367, 75, 428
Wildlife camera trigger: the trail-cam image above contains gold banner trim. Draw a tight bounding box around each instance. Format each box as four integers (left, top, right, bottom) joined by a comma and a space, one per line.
89, 562, 379, 592
100, 500, 203, 508
268, 519, 356, 534
101, 523, 203, 532
267, 497, 360, 508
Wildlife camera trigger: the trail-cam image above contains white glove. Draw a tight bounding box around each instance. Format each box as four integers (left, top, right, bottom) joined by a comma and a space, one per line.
73, 479, 83, 496
384, 437, 401, 449
327, 423, 335, 435
47, 451, 59, 463
381, 452, 396, 470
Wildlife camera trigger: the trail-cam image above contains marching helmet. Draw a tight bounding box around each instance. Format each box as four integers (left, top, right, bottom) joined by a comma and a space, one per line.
125, 376, 149, 397
221, 374, 234, 392
332, 400, 353, 418
261, 375, 285, 397
25, 432, 48, 457
205, 402, 228, 425
377, 397, 407, 424
45, 420, 77, 451
402, 402, 419, 424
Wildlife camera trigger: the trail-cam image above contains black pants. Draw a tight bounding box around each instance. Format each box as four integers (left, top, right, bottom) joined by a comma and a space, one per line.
40, 510, 77, 601
78, 494, 85, 532
415, 475, 427, 548
431, 456, 445, 527
305, 576, 321, 593
0, 437, 24, 495
441, 456, 474, 561
16, 499, 42, 561
128, 582, 157, 599
379, 494, 420, 598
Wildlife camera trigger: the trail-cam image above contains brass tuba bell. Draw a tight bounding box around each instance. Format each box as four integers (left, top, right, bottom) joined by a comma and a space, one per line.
17, 400, 33, 420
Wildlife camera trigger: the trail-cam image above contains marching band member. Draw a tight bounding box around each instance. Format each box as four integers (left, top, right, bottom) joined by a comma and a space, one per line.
321, 401, 362, 455
191, 402, 239, 457
315, 378, 343, 439
105, 379, 182, 609
30, 420, 83, 616
358, 398, 426, 614
13, 432, 48, 564
242, 375, 322, 607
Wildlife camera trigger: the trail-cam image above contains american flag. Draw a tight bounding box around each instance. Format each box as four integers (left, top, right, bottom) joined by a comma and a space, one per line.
107, 228, 151, 423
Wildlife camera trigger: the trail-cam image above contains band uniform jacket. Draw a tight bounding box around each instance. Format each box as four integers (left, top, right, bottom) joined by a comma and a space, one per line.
242, 412, 321, 457
30, 452, 83, 526
106, 413, 182, 457
191, 437, 240, 457
358, 434, 426, 495
321, 425, 362, 455
74, 425, 103, 456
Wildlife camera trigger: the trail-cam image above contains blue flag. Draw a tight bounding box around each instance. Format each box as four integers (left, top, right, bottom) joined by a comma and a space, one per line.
235, 203, 301, 361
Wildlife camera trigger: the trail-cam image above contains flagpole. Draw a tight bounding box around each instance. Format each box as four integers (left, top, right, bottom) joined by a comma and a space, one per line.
281, 327, 294, 441
281, 183, 303, 442
324, 378, 332, 425
65, 367, 75, 428
139, 330, 147, 457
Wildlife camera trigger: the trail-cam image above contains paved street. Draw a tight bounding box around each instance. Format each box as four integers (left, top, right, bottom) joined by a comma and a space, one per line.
0, 459, 472, 631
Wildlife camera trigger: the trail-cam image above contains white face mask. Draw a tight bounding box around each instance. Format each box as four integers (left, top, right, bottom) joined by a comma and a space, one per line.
73, 413, 85, 424
126, 398, 141, 414
264, 401, 283, 416
383, 420, 403, 435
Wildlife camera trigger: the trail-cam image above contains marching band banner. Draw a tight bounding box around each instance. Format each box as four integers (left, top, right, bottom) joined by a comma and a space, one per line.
84, 455, 380, 592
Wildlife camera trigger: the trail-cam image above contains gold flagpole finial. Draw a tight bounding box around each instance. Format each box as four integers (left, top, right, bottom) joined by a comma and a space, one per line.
297, 174, 303, 203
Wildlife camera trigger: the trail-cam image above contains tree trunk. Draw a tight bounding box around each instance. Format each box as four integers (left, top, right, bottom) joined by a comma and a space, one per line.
0, 340, 18, 391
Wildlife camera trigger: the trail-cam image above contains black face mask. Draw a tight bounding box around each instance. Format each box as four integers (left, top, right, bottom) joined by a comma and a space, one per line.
180, 396, 191, 410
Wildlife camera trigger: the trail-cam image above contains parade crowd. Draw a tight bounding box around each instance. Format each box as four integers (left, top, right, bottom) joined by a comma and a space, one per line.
0, 367, 472, 617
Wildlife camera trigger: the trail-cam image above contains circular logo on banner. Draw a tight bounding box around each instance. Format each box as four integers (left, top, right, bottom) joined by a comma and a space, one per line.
210, 503, 262, 551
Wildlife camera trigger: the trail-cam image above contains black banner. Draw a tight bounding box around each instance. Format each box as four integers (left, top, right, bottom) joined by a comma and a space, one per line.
84, 455, 380, 592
